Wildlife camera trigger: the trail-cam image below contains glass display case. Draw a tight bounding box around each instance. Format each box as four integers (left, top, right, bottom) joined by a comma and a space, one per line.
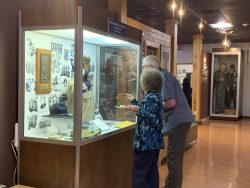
18, 6, 141, 188
22, 28, 140, 142
210, 50, 241, 119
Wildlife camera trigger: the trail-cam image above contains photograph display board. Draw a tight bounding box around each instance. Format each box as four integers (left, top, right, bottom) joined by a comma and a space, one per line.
160, 45, 171, 71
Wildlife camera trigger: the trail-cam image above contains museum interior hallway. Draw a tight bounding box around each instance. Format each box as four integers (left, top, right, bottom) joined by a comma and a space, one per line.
159, 119, 250, 188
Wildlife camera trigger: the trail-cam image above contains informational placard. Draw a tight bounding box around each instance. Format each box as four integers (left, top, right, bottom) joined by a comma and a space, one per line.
93, 119, 110, 131
108, 18, 126, 35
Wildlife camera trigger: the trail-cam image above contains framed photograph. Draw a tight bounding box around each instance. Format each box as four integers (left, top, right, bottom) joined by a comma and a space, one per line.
36, 48, 52, 94
160, 45, 171, 71
176, 64, 193, 84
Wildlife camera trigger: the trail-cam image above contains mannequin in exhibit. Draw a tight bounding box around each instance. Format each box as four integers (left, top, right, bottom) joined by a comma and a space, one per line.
214, 62, 227, 113
226, 64, 237, 109
99, 55, 118, 120
65, 56, 95, 122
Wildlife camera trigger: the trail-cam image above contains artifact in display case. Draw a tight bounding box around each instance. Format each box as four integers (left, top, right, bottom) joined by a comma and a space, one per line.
210, 50, 241, 119
22, 28, 140, 142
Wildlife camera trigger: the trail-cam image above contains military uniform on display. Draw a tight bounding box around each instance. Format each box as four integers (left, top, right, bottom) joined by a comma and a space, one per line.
214, 63, 227, 113
226, 64, 237, 109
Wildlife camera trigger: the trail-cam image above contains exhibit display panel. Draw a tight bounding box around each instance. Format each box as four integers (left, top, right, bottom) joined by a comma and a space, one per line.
23, 29, 75, 141
22, 28, 140, 142
81, 30, 139, 140
210, 50, 241, 119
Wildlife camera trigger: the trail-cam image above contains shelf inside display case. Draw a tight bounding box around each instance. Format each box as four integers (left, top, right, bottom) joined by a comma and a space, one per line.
23, 28, 139, 142
210, 50, 241, 119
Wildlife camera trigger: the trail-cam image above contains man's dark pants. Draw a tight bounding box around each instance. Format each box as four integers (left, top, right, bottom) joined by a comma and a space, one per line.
164, 123, 191, 188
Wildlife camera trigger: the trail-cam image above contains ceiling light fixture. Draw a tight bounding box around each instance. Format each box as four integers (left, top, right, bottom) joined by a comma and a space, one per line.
216, 28, 236, 35
199, 22, 203, 29
171, 1, 177, 10
222, 35, 231, 48
199, 19, 204, 33
210, 22, 233, 29
171, 1, 177, 18
178, 8, 184, 17
178, 1, 184, 24
242, 23, 250, 27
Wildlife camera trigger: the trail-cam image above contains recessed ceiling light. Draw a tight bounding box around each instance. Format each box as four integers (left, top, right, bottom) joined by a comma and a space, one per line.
209, 22, 233, 29
242, 23, 250, 27
216, 29, 236, 34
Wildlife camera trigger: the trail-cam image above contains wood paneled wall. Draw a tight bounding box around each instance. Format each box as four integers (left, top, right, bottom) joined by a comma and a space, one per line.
0, 1, 18, 186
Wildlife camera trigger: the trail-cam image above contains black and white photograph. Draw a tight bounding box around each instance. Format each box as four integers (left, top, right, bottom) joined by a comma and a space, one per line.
160, 45, 171, 71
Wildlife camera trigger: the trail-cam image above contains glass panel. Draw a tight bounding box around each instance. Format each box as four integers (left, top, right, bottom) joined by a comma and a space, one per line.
212, 54, 238, 115
81, 30, 140, 140
24, 29, 75, 141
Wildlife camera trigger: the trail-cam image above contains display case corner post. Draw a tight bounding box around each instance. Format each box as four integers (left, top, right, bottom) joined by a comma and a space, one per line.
73, 5, 83, 188
17, 8, 23, 184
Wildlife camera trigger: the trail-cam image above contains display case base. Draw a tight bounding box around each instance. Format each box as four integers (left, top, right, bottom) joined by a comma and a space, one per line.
210, 116, 240, 121
19, 128, 134, 188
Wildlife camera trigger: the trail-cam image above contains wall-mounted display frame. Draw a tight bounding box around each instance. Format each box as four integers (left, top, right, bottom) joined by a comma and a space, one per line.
35, 48, 52, 94
144, 40, 160, 58
210, 49, 242, 119
176, 64, 193, 85
160, 44, 171, 71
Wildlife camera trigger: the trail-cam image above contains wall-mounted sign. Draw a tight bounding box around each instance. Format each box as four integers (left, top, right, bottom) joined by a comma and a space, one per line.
108, 18, 126, 35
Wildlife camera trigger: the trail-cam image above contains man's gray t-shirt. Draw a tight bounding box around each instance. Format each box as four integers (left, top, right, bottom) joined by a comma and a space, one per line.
161, 70, 194, 134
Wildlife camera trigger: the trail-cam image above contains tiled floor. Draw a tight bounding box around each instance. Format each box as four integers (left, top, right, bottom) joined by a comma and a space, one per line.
159, 119, 250, 188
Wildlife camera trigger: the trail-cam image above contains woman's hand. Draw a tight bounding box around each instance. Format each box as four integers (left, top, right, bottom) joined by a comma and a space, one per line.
127, 104, 140, 112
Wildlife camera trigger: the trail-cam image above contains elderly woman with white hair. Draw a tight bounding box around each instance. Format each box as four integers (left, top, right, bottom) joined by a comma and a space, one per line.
126, 68, 164, 188
142, 55, 194, 188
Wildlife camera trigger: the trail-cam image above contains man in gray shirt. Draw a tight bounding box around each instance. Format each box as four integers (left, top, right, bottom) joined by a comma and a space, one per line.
142, 55, 194, 188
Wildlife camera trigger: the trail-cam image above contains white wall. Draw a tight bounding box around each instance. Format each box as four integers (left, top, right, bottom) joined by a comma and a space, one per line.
177, 46, 193, 64
177, 43, 250, 117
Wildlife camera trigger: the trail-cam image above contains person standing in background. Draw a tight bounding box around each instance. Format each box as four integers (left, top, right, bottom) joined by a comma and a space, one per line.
142, 55, 194, 188
182, 73, 192, 108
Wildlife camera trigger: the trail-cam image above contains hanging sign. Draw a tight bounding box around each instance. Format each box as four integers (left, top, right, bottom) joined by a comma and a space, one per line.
108, 18, 126, 35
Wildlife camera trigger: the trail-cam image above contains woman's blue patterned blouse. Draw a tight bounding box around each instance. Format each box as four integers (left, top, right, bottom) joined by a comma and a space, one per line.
131, 92, 164, 151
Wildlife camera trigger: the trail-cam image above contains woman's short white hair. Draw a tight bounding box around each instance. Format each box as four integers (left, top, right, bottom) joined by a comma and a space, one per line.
140, 68, 162, 92
142, 55, 161, 70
